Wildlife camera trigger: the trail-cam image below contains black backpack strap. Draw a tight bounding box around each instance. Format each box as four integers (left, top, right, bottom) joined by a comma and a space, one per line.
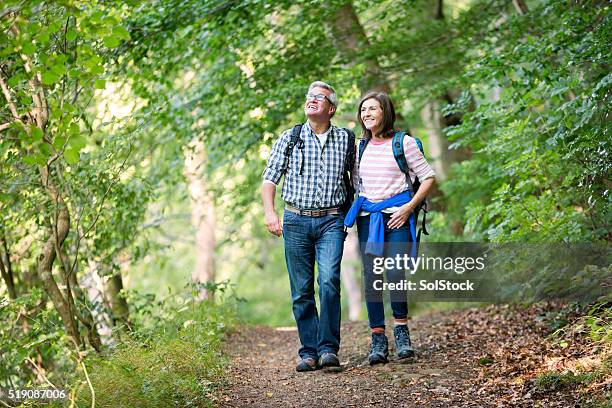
392, 131, 431, 242
356, 138, 369, 194
341, 128, 356, 211
416, 204, 429, 242
358, 138, 368, 162
284, 124, 304, 175
342, 128, 356, 174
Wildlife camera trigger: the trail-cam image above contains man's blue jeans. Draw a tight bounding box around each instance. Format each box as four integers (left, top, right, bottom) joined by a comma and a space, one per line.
283, 210, 346, 359
357, 212, 410, 329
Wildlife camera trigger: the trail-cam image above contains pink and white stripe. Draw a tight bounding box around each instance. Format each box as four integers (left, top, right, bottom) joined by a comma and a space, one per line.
356, 135, 435, 203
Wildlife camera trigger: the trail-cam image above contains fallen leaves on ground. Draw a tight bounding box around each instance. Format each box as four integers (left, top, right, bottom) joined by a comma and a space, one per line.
216, 303, 611, 407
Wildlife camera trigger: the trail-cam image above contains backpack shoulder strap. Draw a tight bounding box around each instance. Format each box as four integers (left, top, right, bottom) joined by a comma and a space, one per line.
393, 131, 430, 241
342, 128, 356, 171
358, 138, 369, 163
392, 131, 416, 193
413, 137, 425, 156
284, 124, 303, 156
392, 131, 410, 175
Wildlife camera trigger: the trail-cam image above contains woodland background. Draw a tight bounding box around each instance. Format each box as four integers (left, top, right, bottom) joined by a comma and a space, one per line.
0, 0, 610, 406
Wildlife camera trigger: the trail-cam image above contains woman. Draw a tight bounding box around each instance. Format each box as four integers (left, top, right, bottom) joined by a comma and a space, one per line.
344, 91, 435, 365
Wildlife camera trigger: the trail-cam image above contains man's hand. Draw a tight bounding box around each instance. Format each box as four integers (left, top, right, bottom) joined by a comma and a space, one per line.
265, 211, 283, 236
262, 182, 282, 236
388, 203, 414, 229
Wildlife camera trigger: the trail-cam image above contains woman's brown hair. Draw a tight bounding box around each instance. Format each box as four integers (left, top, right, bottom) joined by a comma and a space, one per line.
357, 91, 396, 139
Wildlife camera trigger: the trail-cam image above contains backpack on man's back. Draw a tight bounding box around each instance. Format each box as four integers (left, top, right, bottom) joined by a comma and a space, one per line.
284, 124, 356, 213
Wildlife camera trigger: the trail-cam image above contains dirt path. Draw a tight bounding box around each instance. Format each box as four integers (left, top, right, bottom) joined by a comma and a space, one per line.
217, 304, 609, 407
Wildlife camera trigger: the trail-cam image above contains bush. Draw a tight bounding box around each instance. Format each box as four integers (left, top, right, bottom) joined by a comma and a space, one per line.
74, 290, 235, 407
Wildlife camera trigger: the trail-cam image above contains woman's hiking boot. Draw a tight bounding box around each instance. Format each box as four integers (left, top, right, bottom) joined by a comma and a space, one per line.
393, 325, 415, 359
368, 332, 389, 365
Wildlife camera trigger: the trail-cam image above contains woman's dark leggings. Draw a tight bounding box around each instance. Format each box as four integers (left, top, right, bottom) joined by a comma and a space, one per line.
357, 213, 411, 329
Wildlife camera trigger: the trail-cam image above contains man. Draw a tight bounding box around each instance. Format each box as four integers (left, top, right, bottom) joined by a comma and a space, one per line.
262, 81, 353, 372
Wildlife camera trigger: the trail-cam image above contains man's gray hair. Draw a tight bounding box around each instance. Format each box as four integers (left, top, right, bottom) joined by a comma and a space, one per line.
308, 81, 337, 107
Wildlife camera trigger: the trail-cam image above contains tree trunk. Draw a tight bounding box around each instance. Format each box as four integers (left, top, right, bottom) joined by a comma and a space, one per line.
421, 1, 472, 185
512, 0, 529, 15
341, 228, 362, 321
38, 167, 82, 348
434, 0, 444, 19
106, 270, 131, 330
183, 139, 216, 300
0, 231, 17, 299
57, 245, 102, 351
330, 2, 390, 94
420, 100, 452, 183
74, 259, 116, 346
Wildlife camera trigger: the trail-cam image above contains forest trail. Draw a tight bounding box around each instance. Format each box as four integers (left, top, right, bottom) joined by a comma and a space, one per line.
218, 304, 608, 407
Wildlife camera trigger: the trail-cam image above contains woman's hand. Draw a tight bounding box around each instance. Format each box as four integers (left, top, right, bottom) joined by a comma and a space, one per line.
387, 203, 414, 229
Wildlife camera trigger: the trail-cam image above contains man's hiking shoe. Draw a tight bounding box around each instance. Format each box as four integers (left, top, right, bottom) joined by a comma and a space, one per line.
318, 352, 340, 368
296, 357, 318, 372
368, 332, 389, 365
393, 325, 415, 359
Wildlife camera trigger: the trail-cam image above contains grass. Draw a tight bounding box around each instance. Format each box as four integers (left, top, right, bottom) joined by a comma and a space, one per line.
535, 370, 600, 390
535, 355, 611, 393
73, 295, 235, 407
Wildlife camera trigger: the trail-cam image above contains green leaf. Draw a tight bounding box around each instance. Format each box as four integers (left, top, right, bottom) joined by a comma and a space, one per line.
103, 35, 120, 48
69, 135, 87, 150
41, 71, 59, 86
40, 143, 52, 157
22, 155, 38, 165
94, 79, 106, 89
66, 30, 78, 42
48, 21, 61, 34
53, 136, 67, 149
63, 103, 76, 113
83, 55, 102, 69
112, 26, 130, 40
31, 127, 43, 141
22, 42, 36, 55
37, 31, 50, 44
31, 153, 46, 165
91, 11, 104, 24
91, 64, 104, 75
69, 123, 80, 136
51, 63, 67, 76
7, 75, 21, 87
64, 148, 80, 164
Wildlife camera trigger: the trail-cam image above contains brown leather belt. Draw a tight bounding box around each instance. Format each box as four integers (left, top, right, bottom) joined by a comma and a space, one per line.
286, 204, 341, 217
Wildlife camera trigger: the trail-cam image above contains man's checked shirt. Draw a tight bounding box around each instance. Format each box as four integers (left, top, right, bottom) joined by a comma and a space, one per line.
263, 122, 352, 209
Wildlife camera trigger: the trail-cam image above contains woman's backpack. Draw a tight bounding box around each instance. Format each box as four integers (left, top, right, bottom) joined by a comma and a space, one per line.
358, 131, 430, 242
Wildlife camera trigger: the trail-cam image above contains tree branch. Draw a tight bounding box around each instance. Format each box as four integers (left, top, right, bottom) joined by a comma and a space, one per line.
10, 23, 48, 129
512, 0, 528, 15
434, 0, 444, 20
0, 72, 20, 121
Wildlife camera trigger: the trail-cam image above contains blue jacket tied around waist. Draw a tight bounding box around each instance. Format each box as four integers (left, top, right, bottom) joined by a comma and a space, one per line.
344, 191, 417, 257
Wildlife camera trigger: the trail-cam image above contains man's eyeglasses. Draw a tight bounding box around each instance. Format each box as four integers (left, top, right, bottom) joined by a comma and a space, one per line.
305, 93, 334, 105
